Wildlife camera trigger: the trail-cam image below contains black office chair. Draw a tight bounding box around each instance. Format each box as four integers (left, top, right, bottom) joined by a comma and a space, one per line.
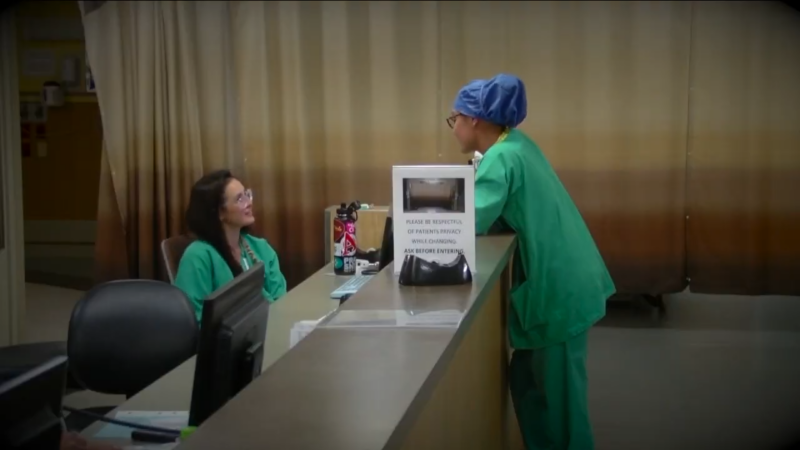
65, 279, 198, 431
161, 235, 195, 283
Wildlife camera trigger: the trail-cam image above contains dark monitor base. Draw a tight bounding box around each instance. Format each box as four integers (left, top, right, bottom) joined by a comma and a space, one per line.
239, 342, 263, 393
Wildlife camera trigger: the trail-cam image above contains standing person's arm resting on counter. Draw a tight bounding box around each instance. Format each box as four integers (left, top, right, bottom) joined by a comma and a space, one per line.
472, 151, 514, 235
174, 170, 288, 322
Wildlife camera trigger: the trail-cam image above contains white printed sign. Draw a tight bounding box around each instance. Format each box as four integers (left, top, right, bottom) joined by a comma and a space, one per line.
392, 165, 476, 275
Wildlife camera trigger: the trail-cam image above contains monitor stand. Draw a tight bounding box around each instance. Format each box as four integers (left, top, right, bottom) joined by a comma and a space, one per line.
237, 341, 264, 394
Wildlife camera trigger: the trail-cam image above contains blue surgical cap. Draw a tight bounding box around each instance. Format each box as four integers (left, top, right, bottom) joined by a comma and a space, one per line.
453, 74, 528, 128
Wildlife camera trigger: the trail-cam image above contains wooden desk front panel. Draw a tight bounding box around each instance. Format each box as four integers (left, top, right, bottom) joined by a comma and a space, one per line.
398, 266, 523, 450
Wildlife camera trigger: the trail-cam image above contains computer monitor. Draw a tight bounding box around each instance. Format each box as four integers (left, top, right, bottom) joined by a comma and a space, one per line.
378, 212, 394, 271
0, 355, 68, 450
189, 261, 269, 427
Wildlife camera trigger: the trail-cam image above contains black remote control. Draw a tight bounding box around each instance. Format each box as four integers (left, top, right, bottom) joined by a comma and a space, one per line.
131, 430, 178, 444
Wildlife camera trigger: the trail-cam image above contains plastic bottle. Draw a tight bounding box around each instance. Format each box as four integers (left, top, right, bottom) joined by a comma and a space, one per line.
333, 202, 358, 275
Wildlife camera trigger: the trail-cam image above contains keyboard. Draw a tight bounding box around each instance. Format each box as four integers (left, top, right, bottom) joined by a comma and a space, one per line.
330, 274, 374, 300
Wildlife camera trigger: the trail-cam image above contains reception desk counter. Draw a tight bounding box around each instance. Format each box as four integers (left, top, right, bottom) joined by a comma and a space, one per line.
83, 235, 520, 449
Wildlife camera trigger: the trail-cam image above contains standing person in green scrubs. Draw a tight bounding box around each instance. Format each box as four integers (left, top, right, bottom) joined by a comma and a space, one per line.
448, 74, 616, 450
174, 170, 288, 322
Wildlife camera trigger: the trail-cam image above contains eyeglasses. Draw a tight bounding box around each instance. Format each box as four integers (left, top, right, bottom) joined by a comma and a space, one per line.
233, 189, 254, 206
446, 113, 463, 129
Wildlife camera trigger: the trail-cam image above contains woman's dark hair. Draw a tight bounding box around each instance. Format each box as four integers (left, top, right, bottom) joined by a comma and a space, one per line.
185, 169, 248, 277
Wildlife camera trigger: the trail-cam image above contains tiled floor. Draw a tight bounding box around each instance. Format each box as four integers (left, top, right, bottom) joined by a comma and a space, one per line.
23, 284, 800, 449
592, 294, 800, 450
23, 283, 83, 344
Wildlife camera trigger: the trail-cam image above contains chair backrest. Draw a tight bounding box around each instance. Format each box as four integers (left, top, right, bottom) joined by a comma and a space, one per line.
67, 280, 198, 397
161, 235, 195, 283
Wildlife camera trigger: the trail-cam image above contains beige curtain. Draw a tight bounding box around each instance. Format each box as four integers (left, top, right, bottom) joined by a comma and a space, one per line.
237, 0, 693, 292
233, 1, 442, 286
82, 1, 800, 295
686, 1, 800, 295
81, 1, 243, 281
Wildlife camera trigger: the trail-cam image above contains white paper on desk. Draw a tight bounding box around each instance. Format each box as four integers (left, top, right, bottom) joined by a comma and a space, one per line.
290, 319, 322, 349
322, 310, 400, 328
395, 310, 464, 328
93, 411, 187, 440
289, 309, 340, 348
321, 309, 464, 329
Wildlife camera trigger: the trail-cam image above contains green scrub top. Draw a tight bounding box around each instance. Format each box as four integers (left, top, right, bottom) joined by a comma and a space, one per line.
174, 233, 288, 322
475, 128, 615, 350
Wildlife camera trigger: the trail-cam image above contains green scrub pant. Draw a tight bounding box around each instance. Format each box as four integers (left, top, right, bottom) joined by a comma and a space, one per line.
509, 331, 593, 450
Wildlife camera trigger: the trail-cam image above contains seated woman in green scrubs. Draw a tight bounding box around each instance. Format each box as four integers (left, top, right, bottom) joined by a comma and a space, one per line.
174, 169, 287, 322
449, 74, 616, 450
